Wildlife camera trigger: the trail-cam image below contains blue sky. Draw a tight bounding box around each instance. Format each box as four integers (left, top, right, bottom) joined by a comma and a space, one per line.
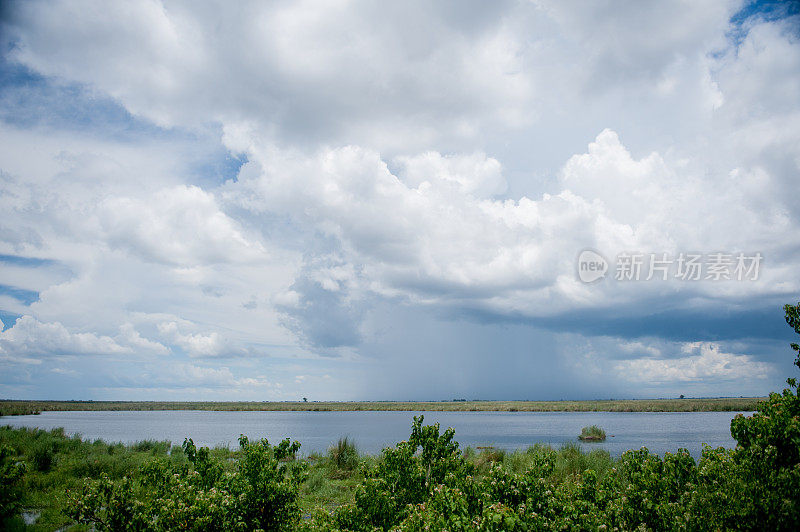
0, 0, 799, 401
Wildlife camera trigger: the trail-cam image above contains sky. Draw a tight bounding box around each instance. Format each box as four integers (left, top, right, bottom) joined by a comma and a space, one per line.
0, 0, 798, 401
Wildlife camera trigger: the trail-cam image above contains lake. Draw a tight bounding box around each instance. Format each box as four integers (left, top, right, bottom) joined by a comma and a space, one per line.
1, 410, 748, 459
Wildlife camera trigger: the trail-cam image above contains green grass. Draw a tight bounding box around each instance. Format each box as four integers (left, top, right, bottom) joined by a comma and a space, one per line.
0, 396, 765, 414
0, 403, 41, 416
464, 442, 614, 483
301, 453, 365, 514
327, 436, 359, 472
579, 425, 607, 441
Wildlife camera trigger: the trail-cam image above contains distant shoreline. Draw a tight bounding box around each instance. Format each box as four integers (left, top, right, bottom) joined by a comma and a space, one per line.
0, 397, 765, 416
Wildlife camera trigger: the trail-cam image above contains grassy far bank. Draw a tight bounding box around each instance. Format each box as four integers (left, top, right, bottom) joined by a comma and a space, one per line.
0, 397, 766, 416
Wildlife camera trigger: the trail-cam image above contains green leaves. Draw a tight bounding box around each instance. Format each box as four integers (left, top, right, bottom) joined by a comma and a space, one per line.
67, 435, 305, 531
315, 416, 476, 530
785, 302, 800, 369
233, 436, 306, 532
0, 445, 26, 523
67, 474, 150, 531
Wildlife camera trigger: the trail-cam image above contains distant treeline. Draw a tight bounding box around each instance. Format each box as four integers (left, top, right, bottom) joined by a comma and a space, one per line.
0, 397, 766, 416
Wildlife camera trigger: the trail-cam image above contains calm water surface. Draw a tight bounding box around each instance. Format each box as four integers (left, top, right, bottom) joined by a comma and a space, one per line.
1, 410, 748, 459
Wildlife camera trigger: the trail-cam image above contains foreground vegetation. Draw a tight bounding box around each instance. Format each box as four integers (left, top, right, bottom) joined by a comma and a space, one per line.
0, 425, 619, 531
0, 397, 765, 416
1, 302, 798, 530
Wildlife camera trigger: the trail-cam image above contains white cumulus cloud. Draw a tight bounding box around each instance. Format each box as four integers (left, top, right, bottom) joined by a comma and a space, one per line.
0, 315, 131, 360
615, 342, 772, 383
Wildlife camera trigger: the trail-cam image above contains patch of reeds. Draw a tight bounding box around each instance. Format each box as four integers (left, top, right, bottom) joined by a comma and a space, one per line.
578, 425, 606, 441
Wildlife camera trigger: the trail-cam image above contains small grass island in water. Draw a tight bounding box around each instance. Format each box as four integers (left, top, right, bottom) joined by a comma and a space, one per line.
579, 425, 607, 441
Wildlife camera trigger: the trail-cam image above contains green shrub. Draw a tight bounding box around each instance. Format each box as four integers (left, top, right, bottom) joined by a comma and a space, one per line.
0, 445, 25, 523
68, 435, 306, 531
317, 415, 477, 530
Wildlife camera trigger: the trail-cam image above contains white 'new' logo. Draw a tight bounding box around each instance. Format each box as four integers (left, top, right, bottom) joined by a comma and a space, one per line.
577, 250, 608, 283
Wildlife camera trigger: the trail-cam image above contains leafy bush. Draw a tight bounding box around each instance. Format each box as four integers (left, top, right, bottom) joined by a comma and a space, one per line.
0, 445, 25, 523
313, 415, 477, 530
67, 435, 306, 531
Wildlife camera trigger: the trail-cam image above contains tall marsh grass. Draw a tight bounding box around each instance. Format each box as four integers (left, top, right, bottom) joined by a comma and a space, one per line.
465, 442, 614, 482
328, 436, 359, 471
579, 425, 607, 441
